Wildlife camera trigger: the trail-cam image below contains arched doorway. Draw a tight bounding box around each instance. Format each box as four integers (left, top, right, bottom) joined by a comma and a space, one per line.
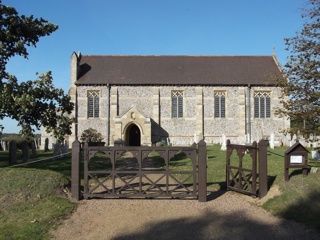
126, 124, 141, 146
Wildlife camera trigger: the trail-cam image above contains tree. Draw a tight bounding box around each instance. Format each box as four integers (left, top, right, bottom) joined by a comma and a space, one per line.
277, 0, 320, 141
0, 2, 74, 141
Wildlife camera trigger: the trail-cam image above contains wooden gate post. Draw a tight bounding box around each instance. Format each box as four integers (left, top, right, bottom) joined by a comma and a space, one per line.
198, 139, 207, 202
258, 139, 268, 199
71, 139, 81, 200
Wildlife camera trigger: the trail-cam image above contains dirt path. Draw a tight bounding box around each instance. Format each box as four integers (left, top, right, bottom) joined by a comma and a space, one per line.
51, 190, 320, 240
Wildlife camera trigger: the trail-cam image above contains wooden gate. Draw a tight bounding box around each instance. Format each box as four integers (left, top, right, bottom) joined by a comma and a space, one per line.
226, 139, 268, 198
71, 140, 207, 202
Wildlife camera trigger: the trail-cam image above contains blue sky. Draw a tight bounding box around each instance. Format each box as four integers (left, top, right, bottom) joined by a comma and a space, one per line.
2, 0, 306, 133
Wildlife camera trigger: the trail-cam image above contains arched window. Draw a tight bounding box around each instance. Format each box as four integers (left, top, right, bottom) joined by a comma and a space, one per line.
214, 91, 226, 118
88, 91, 99, 118
172, 90, 183, 118
254, 92, 271, 118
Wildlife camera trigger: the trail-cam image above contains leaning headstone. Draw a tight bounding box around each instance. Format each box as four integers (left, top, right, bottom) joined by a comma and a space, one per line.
22, 141, 29, 163
44, 138, 49, 152
34, 139, 38, 149
9, 140, 17, 165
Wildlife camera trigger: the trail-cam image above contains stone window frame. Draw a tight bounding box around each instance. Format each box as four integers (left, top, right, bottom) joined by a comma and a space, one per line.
214, 91, 226, 118
254, 91, 271, 118
171, 90, 183, 118
87, 90, 100, 118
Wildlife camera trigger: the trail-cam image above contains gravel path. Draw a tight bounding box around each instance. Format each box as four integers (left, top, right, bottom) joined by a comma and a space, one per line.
51, 190, 320, 240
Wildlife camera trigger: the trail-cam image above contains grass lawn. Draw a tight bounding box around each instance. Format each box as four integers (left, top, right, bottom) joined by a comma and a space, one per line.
0, 143, 319, 239
0, 150, 75, 240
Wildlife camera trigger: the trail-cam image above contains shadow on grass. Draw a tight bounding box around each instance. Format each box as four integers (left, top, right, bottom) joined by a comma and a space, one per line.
288, 169, 306, 180
280, 190, 320, 233
267, 175, 277, 190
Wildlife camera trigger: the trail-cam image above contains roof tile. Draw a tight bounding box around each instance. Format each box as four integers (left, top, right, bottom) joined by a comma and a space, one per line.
76, 55, 283, 86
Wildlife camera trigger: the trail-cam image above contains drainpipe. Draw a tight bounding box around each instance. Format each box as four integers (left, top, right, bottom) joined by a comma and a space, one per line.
247, 84, 251, 143
106, 84, 110, 146
75, 89, 78, 140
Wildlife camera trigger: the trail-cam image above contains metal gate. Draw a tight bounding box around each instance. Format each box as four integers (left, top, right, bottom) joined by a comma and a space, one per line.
71, 140, 207, 202
226, 139, 268, 198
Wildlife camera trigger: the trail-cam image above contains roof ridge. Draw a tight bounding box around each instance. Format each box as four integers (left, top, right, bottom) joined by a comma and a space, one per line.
81, 55, 274, 58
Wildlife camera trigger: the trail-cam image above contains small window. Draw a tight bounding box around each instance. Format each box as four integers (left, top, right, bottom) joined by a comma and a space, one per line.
214, 91, 226, 118
172, 90, 183, 118
88, 91, 99, 118
254, 92, 271, 118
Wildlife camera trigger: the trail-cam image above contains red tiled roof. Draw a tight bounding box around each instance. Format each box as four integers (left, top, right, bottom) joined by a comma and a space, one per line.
76, 55, 283, 86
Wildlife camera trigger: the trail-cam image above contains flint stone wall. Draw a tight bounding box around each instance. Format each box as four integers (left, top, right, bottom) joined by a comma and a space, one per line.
69, 85, 289, 146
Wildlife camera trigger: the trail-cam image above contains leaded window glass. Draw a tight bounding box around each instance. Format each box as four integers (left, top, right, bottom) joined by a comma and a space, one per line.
88, 91, 99, 118
172, 90, 183, 118
254, 92, 271, 118
214, 91, 226, 118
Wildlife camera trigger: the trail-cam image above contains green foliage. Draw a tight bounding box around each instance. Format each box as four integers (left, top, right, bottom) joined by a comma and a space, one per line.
0, 3, 74, 140
80, 128, 103, 142
1, 136, 34, 149
276, 0, 320, 140
0, 3, 58, 81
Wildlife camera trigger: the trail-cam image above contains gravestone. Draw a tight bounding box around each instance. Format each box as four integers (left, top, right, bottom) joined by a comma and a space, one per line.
44, 138, 49, 152
52, 143, 60, 156
61, 142, 67, 154
22, 141, 29, 163
2, 141, 7, 151
53, 142, 66, 158
9, 140, 17, 165
312, 148, 320, 160
31, 141, 37, 157
221, 134, 226, 151
34, 139, 38, 149
270, 133, 275, 149
310, 167, 318, 174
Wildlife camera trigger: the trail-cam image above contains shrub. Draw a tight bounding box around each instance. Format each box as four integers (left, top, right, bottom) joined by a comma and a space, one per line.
1, 136, 34, 150
80, 128, 103, 142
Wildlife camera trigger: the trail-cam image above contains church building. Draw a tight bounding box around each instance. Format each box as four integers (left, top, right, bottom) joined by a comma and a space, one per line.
67, 52, 289, 146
